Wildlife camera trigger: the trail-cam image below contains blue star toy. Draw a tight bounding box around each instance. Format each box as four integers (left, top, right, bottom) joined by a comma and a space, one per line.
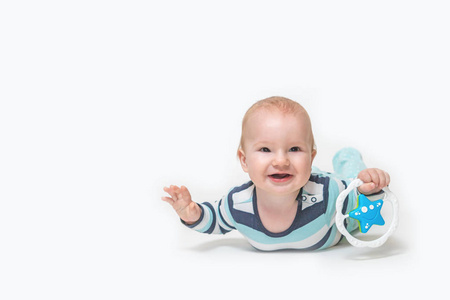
349, 194, 385, 233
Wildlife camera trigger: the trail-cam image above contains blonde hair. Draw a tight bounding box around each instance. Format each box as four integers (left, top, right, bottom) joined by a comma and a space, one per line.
238, 96, 316, 154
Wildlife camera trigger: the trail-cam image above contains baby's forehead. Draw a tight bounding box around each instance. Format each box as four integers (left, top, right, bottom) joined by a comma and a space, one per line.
239, 98, 315, 150
243, 108, 313, 139
246, 107, 308, 124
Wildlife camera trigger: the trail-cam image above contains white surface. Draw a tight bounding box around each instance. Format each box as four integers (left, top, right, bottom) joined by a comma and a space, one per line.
1, 1, 448, 299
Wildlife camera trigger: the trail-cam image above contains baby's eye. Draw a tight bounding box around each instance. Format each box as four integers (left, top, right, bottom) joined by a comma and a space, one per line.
259, 147, 271, 152
289, 147, 301, 152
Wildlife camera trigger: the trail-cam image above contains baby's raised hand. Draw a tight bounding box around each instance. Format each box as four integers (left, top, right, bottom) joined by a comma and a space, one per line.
162, 185, 201, 224
357, 168, 390, 195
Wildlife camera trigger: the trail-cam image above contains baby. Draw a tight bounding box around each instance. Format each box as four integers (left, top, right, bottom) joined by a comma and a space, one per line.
162, 96, 390, 251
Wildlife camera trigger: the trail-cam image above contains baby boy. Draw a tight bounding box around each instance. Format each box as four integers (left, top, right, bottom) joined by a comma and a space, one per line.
162, 96, 390, 251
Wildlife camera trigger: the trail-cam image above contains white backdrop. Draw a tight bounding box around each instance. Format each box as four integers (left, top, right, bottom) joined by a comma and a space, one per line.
1, 1, 448, 299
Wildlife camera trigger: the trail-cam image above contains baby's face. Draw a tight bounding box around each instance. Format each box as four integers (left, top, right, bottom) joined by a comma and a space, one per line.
239, 109, 316, 197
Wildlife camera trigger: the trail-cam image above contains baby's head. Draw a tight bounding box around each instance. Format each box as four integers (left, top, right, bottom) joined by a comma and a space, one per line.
238, 96, 317, 195
238, 96, 316, 153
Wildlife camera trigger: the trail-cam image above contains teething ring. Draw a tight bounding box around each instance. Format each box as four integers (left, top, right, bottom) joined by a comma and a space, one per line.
335, 179, 399, 248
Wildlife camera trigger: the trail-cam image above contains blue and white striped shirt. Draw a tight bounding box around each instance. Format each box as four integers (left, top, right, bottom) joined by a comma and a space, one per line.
183, 171, 359, 251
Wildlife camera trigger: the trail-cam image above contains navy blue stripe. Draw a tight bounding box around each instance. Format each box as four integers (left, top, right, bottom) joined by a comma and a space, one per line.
231, 208, 260, 232
309, 173, 330, 210
297, 201, 325, 227
227, 181, 259, 231
202, 202, 216, 234
229, 181, 254, 194
303, 226, 333, 251
341, 179, 350, 214
219, 225, 231, 234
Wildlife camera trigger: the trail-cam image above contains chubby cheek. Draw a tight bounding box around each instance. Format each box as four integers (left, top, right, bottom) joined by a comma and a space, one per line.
246, 157, 269, 178
293, 154, 313, 168
291, 158, 313, 179
297, 172, 311, 187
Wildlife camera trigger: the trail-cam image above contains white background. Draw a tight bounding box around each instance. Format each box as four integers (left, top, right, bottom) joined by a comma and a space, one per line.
1, 1, 449, 299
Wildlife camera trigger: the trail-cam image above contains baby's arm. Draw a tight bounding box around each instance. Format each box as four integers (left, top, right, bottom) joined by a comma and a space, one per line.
357, 168, 390, 195
162, 185, 236, 235
162, 185, 202, 224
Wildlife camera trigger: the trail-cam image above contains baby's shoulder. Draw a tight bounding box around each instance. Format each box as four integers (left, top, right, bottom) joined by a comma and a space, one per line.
226, 181, 254, 204
307, 171, 333, 188
223, 181, 256, 216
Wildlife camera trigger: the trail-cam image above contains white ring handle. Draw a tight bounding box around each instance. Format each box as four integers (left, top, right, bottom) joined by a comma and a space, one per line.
335, 179, 399, 248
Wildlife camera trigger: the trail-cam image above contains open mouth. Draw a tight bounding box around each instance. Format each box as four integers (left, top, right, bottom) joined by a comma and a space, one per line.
268, 173, 293, 182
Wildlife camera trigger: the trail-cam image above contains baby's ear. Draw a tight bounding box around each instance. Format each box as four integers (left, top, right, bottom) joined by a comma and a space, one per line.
238, 148, 249, 173
311, 149, 317, 162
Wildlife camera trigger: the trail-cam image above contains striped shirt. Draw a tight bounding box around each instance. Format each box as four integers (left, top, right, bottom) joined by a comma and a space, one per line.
182, 171, 359, 251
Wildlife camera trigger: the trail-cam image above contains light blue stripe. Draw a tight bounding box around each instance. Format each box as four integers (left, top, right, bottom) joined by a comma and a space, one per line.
235, 215, 327, 245
326, 179, 340, 218
239, 197, 252, 204
198, 204, 214, 233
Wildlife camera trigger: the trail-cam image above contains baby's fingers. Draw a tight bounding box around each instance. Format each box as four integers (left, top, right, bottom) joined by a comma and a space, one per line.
363, 169, 379, 185
163, 185, 180, 201
358, 182, 377, 194
161, 196, 175, 205
357, 168, 390, 194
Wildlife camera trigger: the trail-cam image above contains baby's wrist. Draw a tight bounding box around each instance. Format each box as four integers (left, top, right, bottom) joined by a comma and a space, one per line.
180, 204, 203, 226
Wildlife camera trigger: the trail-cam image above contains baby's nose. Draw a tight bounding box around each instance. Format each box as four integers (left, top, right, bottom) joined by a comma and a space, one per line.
272, 152, 290, 167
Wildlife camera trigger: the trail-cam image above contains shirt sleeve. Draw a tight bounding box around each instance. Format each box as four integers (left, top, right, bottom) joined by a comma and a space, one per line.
180, 193, 236, 234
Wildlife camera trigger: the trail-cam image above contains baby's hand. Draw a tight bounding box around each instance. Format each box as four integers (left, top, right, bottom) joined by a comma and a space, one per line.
357, 168, 390, 195
162, 185, 201, 224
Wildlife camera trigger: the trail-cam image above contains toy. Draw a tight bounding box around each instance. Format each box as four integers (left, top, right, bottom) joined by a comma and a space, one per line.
335, 179, 399, 248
